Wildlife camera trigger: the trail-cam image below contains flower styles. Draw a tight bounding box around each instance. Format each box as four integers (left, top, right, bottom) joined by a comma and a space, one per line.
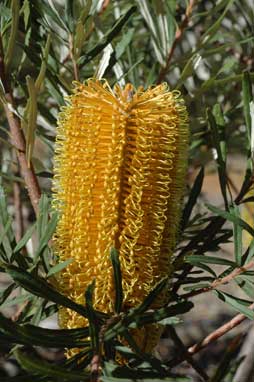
52, 79, 188, 355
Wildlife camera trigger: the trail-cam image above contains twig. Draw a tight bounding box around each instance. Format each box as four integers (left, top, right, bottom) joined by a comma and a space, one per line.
100, 0, 110, 14
157, 0, 197, 84
0, 36, 41, 214
181, 260, 254, 299
90, 354, 100, 382
188, 302, 254, 355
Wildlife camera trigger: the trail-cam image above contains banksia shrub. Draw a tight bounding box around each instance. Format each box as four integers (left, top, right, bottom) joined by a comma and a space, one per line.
52, 79, 188, 356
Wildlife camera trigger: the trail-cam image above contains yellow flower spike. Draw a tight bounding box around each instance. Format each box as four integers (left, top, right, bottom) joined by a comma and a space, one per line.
52, 79, 189, 357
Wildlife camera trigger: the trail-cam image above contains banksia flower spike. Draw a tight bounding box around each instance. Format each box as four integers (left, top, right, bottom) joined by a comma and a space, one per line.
52, 79, 188, 356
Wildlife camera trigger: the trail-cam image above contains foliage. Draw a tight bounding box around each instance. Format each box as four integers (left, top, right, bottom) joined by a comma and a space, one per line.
0, 0, 254, 381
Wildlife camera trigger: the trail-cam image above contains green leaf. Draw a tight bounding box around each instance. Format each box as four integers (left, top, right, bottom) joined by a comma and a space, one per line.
183, 282, 210, 291
214, 290, 254, 319
131, 301, 194, 328
158, 316, 182, 326
35, 33, 51, 92
206, 203, 254, 238
188, 262, 217, 277
14, 349, 90, 381
104, 301, 193, 341
230, 205, 243, 266
102, 360, 189, 381
37, 194, 50, 239
35, 211, 58, 261
213, 103, 226, 161
236, 275, 254, 299
0, 376, 42, 382
0, 312, 89, 347
0, 4, 11, 20
33, 0, 69, 33
4, 0, 20, 72
85, 280, 99, 352
200, 0, 234, 45
20, 0, 30, 29
4, 263, 95, 319
13, 223, 36, 254
207, 108, 228, 209
181, 167, 204, 230
242, 71, 253, 145
245, 238, 254, 264
131, 277, 168, 316
115, 28, 135, 59
0, 293, 33, 309
0, 283, 16, 305
79, 6, 137, 67
25, 75, 38, 165
0, 181, 15, 258
47, 258, 73, 277
187, 254, 235, 267
110, 247, 123, 314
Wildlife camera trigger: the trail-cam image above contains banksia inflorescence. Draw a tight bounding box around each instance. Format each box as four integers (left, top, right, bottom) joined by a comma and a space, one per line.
52, 79, 188, 356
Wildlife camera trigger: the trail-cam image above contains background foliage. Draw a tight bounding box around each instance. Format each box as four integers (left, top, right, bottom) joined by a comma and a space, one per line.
0, 0, 254, 381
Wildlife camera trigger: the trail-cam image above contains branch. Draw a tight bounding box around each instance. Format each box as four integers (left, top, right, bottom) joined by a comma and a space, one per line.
188, 302, 254, 355
90, 354, 100, 382
0, 36, 41, 214
181, 260, 254, 299
157, 0, 197, 84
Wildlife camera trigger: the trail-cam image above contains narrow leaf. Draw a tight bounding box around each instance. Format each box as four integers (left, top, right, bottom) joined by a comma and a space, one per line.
181, 167, 204, 230
47, 258, 73, 277
207, 108, 228, 209
13, 223, 36, 254
110, 247, 123, 314
214, 290, 254, 320
242, 71, 253, 144
206, 203, 254, 238
85, 281, 99, 352
79, 6, 137, 67
230, 205, 243, 266
14, 349, 90, 381
25, 76, 38, 166
4, 263, 93, 319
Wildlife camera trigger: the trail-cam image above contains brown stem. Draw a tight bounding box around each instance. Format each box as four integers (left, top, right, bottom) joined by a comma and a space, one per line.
0, 35, 41, 214
181, 260, 254, 299
188, 302, 254, 355
157, 0, 197, 84
90, 354, 100, 382
100, 0, 110, 14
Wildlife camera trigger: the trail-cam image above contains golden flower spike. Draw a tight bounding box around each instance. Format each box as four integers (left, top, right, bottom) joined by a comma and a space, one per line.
52, 79, 189, 357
